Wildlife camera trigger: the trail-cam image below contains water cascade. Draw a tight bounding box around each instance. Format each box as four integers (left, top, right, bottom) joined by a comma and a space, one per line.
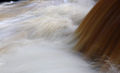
75, 0, 120, 72
1, 0, 120, 73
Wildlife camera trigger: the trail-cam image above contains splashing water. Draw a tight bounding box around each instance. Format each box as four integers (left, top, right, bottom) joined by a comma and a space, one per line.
0, 0, 98, 73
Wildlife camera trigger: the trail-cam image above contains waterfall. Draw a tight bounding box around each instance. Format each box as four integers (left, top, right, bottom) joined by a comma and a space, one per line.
75, 0, 120, 72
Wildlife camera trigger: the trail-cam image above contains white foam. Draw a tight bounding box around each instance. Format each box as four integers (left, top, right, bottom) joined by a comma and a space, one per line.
0, 0, 96, 73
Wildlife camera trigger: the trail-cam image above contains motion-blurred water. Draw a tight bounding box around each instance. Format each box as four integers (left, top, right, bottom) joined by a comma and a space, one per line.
0, 0, 97, 73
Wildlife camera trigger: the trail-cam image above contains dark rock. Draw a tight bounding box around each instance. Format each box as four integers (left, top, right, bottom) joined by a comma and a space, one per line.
0, 0, 19, 3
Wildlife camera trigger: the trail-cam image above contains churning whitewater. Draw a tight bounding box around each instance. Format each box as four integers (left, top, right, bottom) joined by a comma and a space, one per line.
0, 0, 96, 73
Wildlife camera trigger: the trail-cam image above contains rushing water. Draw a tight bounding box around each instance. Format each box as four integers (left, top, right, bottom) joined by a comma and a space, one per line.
0, 0, 97, 73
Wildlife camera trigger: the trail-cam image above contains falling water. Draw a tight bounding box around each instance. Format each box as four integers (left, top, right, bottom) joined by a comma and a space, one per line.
0, 0, 98, 73
75, 0, 120, 73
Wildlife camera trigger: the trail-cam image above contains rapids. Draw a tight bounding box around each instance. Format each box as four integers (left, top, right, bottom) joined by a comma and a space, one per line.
0, 0, 97, 73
